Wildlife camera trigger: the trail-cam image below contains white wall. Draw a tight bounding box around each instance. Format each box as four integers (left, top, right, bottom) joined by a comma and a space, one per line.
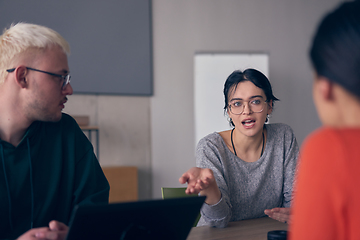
194, 53, 269, 145
151, 0, 342, 198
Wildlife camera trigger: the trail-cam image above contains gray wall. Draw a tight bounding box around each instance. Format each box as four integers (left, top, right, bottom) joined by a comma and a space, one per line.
150, 0, 342, 198
0, 0, 152, 95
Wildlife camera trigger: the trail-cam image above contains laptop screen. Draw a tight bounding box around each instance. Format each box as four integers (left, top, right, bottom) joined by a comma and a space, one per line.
66, 196, 205, 240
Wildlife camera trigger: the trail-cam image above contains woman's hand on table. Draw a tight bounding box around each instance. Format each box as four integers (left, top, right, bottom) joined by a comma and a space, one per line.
264, 207, 291, 224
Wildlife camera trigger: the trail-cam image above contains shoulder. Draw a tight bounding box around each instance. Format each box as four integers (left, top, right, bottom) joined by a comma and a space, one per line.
196, 132, 229, 158
266, 123, 297, 142
302, 127, 355, 155
55, 113, 83, 133
197, 132, 225, 149
303, 127, 340, 149
303, 127, 358, 141
298, 128, 349, 183
43, 113, 87, 144
265, 123, 299, 160
299, 127, 360, 173
34, 113, 79, 134
266, 123, 294, 134
196, 132, 229, 167
59, 113, 79, 126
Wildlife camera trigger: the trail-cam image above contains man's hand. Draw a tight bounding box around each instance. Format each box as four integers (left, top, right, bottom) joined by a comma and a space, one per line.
264, 207, 291, 224
17, 220, 68, 240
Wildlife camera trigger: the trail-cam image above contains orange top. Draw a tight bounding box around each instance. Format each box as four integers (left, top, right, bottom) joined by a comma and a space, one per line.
289, 127, 360, 240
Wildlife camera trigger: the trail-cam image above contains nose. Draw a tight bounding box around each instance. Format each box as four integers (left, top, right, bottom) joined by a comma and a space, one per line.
62, 83, 73, 95
242, 102, 252, 114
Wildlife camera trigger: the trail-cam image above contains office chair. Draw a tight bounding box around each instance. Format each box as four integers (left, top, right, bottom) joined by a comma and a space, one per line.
161, 187, 201, 227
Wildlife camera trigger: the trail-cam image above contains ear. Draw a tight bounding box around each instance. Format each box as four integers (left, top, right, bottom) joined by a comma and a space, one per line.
267, 99, 273, 115
14, 66, 28, 88
315, 76, 334, 101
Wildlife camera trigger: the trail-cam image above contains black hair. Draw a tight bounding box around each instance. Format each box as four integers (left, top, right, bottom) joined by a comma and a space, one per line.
223, 68, 279, 127
310, 1, 360, 97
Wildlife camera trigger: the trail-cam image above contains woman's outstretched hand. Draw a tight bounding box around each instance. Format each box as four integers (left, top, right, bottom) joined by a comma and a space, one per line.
179, 167, 221, 205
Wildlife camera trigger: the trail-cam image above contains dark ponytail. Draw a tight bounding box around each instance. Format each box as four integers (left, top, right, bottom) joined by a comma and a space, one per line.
310, 1, 360, 97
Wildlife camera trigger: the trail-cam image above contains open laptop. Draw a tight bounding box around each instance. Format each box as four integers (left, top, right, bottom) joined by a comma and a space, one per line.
66, 196, 205, 240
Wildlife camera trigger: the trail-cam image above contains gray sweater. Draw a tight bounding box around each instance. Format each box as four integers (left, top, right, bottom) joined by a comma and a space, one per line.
196, 123, 299, 228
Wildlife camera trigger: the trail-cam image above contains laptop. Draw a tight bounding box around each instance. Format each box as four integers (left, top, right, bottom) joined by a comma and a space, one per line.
66, 196, 205, 240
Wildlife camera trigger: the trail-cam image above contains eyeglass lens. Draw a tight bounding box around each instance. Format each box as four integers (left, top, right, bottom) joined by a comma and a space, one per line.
62, 75, 71, 89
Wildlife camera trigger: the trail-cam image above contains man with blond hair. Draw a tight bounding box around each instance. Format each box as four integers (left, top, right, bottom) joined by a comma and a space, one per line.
0, 23, 109, 240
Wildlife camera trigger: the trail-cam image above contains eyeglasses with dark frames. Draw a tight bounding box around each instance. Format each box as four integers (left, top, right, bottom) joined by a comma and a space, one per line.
6, 67, 71, 90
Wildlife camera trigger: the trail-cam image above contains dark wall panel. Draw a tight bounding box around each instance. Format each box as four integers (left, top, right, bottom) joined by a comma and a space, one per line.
0, 0, 152, 95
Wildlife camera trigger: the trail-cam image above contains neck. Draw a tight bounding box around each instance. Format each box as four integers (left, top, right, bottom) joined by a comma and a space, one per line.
0, 115, 30, 147
322, 82, 360, 128
0, 101, 32, 147
0, 75, 34, 146
231, 127, 265, 161
336, 99, 360, 128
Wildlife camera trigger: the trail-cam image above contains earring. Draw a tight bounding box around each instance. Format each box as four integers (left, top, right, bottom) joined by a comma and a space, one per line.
228, 117, 235, 127
265, 114, 270, 123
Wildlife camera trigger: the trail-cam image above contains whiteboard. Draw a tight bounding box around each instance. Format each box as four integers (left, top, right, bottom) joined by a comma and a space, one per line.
194, 53, 269, 145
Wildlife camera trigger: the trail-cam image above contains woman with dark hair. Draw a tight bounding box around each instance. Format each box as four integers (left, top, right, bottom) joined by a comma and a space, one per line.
179, 68, 299, 228
290, 1, 360, 239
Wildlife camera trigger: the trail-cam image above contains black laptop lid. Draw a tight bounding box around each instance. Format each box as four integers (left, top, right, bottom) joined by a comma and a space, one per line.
66, 196, 205, 240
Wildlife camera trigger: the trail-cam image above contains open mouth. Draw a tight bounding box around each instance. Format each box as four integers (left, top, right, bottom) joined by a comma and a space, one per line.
242, 119, 255, 127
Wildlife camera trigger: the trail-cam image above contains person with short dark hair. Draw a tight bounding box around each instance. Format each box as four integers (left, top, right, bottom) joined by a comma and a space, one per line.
289, 1, 360, 239
180, 68, 299, 227
0, 23, 109, 240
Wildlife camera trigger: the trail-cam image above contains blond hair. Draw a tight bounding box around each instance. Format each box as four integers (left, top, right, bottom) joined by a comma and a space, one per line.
0, 22, 70, 84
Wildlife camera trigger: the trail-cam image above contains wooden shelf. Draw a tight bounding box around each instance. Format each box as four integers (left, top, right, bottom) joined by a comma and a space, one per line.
102, 166, 138, 203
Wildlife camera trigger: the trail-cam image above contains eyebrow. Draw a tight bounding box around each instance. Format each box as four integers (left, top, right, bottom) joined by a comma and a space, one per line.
230, 95, 264, 102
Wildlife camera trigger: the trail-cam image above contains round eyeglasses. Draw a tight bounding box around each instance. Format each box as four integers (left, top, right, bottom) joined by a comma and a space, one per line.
6, 67, 71, 90
228, 98, 268, 115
